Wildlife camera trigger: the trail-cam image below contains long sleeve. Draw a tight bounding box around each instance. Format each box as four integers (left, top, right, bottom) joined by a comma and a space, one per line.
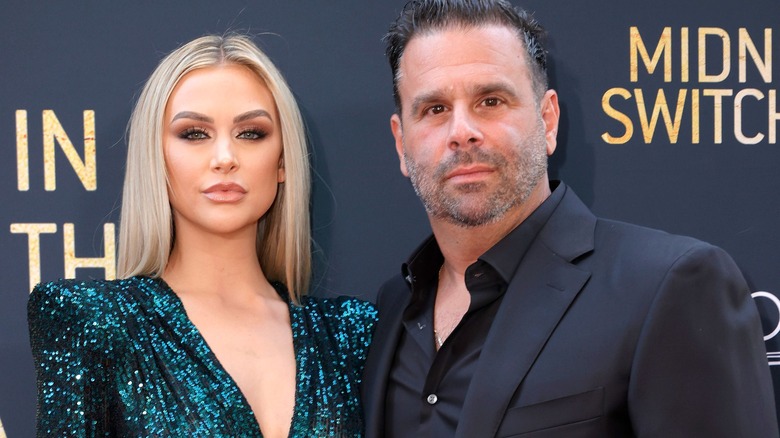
28, 281, 113, 437
628, 242, 778, 437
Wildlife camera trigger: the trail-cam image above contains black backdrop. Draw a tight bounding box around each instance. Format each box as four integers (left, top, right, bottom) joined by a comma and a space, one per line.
1, 1, 778, 435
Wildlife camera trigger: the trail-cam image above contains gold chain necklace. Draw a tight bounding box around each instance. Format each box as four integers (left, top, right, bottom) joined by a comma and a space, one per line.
433, 264, 460, 349
434, 330, 445, 348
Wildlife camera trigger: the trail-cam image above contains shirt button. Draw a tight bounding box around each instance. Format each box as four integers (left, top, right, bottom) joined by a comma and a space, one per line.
427, 394, 438, 405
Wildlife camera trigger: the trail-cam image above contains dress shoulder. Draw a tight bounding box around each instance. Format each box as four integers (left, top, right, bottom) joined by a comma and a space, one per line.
29, 279, 118, 340
27, 277, 155, 437
30, 278, 119, 308
297, 295, 378, 367
28, 277, 162, 354
300, 295, 378, 336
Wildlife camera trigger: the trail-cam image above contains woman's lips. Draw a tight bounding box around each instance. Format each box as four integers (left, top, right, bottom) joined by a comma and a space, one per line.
202, 182, 247, 202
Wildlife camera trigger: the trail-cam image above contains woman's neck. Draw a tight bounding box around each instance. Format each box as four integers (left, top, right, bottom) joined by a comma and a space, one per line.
162, 226, 276, 301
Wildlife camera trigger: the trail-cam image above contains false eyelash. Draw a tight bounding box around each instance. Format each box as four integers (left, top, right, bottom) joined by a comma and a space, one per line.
237, 128, 269, 140
178, 127, 209, 140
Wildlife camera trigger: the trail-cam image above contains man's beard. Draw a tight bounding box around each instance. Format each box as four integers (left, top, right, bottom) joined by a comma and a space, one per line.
404, 124, 548, 228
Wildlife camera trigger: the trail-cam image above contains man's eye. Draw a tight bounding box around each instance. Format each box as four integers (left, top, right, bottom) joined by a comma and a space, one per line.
483, 97, 501, 107
237, 129, 268, 140
427, 105, 446, 115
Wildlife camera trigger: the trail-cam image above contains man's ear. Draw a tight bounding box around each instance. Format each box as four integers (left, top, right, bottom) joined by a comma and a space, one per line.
391, 113, 409, 177
540, 89, 560, 156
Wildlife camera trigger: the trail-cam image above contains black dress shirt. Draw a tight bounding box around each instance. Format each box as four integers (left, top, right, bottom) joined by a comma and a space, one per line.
384, 182, 565, 437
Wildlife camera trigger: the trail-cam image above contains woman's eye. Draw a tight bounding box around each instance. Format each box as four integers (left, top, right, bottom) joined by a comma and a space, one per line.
179, 128, 209, 140
237, 129, 268, 140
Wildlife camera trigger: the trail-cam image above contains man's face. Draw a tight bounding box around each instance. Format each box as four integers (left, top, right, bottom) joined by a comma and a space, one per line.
391, 25, 559, 227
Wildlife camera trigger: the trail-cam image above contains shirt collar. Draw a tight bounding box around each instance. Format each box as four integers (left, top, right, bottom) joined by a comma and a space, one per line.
479, 180, 565, 283
401, 180, 566, 291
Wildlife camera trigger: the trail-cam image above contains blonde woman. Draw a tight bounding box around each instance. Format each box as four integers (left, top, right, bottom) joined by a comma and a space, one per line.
28, 34, 376, 437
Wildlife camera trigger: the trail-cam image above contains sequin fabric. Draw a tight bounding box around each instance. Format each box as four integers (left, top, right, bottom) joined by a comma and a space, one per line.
28, 276, 377, 437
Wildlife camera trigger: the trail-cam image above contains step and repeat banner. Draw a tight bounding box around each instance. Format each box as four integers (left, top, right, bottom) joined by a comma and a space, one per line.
1, 1, 778, 435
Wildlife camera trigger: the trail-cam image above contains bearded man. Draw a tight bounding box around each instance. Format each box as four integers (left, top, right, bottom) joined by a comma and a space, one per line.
361, 1, 778, 437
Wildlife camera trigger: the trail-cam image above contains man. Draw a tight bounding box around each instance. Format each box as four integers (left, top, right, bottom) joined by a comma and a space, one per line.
361, 0, 778, 436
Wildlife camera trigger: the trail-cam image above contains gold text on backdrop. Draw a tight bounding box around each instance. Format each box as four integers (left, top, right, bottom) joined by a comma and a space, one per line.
602, 27, 777, 144
15, 110, 96, 191
10, 223, 116, 291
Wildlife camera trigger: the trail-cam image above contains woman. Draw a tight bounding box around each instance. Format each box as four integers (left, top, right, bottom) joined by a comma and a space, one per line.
28, 34, 376, 437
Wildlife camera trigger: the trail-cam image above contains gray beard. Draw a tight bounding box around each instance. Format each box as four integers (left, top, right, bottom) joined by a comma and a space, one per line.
404, 128, 548, 228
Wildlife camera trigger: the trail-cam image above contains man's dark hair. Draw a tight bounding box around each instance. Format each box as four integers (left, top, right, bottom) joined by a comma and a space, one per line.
385, 0, 548, 112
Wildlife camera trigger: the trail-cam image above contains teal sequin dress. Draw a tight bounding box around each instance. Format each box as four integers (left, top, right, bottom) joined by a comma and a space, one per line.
28, 276, 377, 437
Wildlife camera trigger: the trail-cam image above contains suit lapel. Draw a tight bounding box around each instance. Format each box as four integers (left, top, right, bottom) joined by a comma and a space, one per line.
362, 277, 412, 438
456, 247, 591, 437
456, 185, 596, 438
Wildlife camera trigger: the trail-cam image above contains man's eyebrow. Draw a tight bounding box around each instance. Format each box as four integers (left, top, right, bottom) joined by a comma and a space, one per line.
234, 109, 272, 124
171, 111, 213, 123
410, 91, 445, 116
470, 82, 518, 99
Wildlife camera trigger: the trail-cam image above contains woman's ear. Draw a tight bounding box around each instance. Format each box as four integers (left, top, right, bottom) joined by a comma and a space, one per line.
277, 157, 285, 183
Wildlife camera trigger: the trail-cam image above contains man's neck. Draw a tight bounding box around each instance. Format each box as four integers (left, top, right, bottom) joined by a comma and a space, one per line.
430, 180, 551, 276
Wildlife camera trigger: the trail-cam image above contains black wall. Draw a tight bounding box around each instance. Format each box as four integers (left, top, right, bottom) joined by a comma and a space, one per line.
1, 1, 778, 435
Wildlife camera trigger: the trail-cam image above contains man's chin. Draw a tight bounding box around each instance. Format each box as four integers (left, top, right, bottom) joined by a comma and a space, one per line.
434, 204, 510, 228
449, 181, 490, 193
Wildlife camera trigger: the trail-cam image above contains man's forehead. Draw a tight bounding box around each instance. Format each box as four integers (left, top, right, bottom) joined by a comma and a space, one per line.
399, 25, 529, 73
396, 25, 533, 97
405, 23, 526, 56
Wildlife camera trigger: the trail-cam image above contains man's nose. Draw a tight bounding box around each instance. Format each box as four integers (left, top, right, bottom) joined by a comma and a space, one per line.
447, 107, 484, 150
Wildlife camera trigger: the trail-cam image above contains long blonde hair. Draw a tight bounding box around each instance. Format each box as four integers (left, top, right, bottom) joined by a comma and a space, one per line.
118, 34, 311, 301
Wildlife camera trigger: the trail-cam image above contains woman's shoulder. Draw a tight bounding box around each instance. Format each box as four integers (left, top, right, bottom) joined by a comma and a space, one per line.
292, 294, 376, 369
299, 294, 378, 326
297, 294, 377, 352
28, 276, 166, 328
31, 276, 159, 305
31, 278, 117, 314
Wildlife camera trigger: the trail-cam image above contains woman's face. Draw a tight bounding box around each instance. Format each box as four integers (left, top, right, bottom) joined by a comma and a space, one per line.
163, 64, 284, 240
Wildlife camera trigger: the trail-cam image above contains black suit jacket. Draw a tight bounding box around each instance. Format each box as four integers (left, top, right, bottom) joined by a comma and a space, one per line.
362, 184, 778, 437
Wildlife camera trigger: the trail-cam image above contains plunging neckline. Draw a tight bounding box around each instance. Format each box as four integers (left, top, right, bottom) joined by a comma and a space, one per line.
150, 276, 300, 438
